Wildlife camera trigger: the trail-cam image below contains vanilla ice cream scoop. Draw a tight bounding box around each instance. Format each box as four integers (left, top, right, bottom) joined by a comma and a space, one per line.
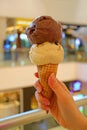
29, 42, 64, 65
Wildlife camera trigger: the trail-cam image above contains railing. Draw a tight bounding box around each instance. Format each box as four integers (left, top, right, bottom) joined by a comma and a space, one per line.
0, 96, 87, 130
75, 96, 87, 106
0, 109, 51, 130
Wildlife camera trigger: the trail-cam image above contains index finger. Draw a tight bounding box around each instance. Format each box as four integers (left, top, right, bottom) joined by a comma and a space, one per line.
34, 72, 39, 78
34, 80, 42, 93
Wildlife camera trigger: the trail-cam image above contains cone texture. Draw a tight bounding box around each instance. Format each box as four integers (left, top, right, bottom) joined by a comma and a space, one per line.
37, 64, 58, 99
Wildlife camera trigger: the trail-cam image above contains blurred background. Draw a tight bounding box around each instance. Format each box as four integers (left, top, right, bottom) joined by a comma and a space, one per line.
1, 1, 87, 130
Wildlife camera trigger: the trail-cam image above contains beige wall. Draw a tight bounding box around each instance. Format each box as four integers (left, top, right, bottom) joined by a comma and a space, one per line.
1, 62, 87, 91
0, 62, 77, 91
0, 0, 46, 19
0, 0, 87, 24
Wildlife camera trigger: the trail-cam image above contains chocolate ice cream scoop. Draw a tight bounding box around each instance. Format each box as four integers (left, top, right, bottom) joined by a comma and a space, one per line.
26, 16, 62, 44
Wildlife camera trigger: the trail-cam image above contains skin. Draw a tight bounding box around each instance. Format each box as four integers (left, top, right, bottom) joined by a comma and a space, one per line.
34, 73, 87, 130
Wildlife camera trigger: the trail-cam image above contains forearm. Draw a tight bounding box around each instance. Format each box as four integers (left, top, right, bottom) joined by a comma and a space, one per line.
69, 113, 87, 130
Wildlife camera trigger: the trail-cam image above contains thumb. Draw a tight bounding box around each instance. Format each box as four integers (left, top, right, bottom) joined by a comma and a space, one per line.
48, 73, 60, 97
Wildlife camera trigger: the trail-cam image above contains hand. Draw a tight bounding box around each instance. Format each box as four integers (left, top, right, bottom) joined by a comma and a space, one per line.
34, 72, 87, 130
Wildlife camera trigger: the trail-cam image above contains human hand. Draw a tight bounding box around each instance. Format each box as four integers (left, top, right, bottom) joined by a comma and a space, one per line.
34, 72, 87, 130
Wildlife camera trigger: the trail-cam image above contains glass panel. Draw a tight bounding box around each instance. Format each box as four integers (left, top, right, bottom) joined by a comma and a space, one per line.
24, 116, 58, 130
0, 48, 31, 67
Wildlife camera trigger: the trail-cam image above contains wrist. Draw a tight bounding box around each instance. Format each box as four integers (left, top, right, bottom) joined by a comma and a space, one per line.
78, 114, 87, 130
68, 112, 87, 130
72, 113, 87, 130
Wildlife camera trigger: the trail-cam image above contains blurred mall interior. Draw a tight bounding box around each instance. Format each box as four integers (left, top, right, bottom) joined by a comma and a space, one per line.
1, 0, 87, 130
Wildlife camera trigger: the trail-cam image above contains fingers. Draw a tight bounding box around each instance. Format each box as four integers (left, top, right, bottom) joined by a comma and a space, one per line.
48, 73, 59, 97
34, 80, 42, 93
38, 102, 50, 111
35, 91, 50, 111
48, 73, 69, 98
35, 91, 50, 105
34, 78, 50, 111
34, 72, 39, 78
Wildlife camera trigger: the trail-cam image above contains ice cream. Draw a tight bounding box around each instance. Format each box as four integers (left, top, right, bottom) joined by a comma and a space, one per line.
26, 16, 64, 99
26, 16, 62, 44
29, 42, 64, 65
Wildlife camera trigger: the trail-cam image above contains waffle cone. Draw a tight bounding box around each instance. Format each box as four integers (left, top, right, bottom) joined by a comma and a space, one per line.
37, 64, 58, 99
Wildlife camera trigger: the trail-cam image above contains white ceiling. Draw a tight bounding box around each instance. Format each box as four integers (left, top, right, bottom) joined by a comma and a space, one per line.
0, 0, 87, 25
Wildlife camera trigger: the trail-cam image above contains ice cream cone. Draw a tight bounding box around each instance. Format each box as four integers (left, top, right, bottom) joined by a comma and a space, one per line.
37, 64, 58, 99
26, 16, 64, 100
